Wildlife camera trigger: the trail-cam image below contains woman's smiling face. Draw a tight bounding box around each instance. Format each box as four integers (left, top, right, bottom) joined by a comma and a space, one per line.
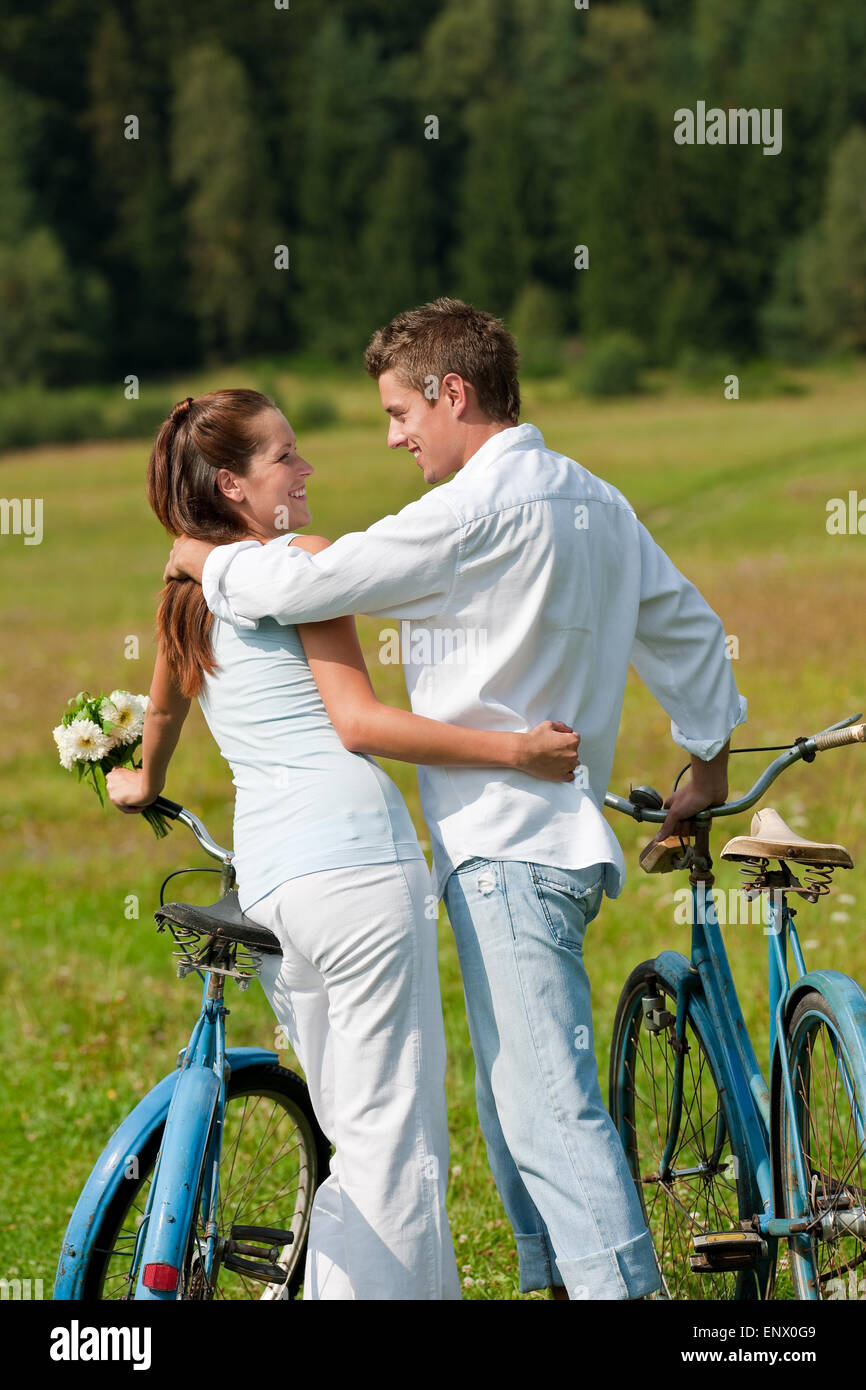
215, 408, 313, 539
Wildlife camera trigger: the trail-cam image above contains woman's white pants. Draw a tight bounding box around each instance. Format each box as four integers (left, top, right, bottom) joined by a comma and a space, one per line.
247, 857, 461, 1300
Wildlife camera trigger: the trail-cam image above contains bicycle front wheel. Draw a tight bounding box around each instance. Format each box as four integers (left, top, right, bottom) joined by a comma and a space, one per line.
81, 1062, 331, 1300
778, 988, 866, 1300
610, 959, 772, 1299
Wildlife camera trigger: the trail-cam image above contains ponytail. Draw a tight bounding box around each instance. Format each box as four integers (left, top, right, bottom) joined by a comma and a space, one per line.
146, 390, 275, 698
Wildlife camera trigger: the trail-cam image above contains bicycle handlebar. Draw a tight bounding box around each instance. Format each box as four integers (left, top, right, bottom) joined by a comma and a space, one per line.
814, 722, 866, 752
151, 795, 233, 865
603, 712, 864, 825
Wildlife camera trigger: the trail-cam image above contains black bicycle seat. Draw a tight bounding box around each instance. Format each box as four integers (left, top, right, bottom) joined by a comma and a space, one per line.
154, 891, 282, 955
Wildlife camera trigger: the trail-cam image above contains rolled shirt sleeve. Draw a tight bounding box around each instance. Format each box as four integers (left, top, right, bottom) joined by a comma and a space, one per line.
202, 493, 460, 627
629, 519, 747, 760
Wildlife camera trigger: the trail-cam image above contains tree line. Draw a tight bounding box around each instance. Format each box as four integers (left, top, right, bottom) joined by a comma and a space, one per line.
1, 0, 864, 389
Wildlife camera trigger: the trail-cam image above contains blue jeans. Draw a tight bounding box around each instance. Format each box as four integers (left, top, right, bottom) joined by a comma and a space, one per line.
443, 857, 661, 1300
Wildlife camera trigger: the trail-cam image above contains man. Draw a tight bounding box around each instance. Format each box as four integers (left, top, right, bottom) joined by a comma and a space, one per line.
166, 298, 746, 1300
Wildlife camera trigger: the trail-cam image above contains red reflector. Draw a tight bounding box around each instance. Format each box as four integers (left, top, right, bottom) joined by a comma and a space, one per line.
142, 1262, 179, 1291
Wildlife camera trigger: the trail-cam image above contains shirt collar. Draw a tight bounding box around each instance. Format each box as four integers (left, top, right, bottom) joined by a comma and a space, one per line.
458, 422, 544, 478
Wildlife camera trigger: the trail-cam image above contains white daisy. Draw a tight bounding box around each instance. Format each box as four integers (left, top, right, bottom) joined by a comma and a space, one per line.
53, 723, 78, 770
106, 690, 147, 745
97, 698, 121, 747
65, 717, 113, 763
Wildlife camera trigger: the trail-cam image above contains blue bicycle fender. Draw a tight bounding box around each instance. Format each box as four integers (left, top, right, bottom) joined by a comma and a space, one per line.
783, 969, 866, 1068
54, 1048, 278, 1299
133, 1065, 221, 1300
653, 949, 693, 991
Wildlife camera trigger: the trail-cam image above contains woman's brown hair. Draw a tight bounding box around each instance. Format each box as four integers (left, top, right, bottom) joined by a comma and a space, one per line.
146, 389, 276, 697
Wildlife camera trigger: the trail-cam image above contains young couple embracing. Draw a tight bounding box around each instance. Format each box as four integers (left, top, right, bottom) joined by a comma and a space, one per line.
107, 297, 746, 1301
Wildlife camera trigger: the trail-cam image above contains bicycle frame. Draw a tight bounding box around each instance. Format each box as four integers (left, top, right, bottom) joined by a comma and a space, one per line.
55, 798, 325, 1303
627, 865, 773, 1210
56, 808, 273, 1301
608, 713, 866, 1275
648, 865, 866, 1268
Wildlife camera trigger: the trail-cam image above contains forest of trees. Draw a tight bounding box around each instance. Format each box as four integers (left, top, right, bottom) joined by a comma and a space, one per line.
1, 0, 865, 388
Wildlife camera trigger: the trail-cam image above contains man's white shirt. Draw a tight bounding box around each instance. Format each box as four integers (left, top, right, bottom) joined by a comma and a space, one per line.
202, 423, 747, 899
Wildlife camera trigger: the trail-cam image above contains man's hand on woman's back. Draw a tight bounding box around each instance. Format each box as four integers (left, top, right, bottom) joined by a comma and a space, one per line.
164, 535, 217, 584
518, 722, 581, 782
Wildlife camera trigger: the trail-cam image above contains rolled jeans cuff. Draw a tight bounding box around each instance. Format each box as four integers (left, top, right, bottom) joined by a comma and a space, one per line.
515, 1233, 559, 1293
555, 1229, 661, 1300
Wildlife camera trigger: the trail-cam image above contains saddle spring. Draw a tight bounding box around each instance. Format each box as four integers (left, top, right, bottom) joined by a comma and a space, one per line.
158, 919, 263, 990
736, 857, 836, 905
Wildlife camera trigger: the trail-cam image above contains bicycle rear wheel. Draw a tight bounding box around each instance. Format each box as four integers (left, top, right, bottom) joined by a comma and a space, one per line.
777, 989, 866, 1300
81, 1062, 331, 1300
609, 959, 773, 1299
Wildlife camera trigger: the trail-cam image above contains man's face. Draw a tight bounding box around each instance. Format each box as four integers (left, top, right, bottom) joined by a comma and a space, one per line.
378, 369, 465, 484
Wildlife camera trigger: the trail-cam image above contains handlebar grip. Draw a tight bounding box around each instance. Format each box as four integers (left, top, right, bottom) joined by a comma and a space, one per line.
814, 724, 866, 751
151, 794, 184, 819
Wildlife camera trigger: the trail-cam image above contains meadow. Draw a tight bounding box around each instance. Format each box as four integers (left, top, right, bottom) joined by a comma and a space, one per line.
1, 359, 864, 1300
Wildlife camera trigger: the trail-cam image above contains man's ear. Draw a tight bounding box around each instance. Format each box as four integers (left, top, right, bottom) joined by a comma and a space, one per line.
441, 371, 469, 415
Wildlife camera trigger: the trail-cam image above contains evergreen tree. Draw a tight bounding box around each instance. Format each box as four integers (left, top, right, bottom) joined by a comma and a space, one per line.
0, 0, 863, 383
293, 14, 390, 358
86, 8, 191, 369
511, 0, 593, 325
569, 9, 672, 356
0, 75, 37, 242
170, 41, 282, 359
800, 126, 866, 353
0, 227, 108, 386
360, 147, 438, 331
453, 89, 532, 315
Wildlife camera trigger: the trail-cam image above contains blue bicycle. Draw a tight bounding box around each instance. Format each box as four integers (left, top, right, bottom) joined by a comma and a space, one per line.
54, 798, 331, 1301
607, 712, 866, 1300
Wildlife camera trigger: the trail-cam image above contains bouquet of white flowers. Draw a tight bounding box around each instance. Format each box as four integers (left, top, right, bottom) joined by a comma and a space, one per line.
52, 689, 171, 838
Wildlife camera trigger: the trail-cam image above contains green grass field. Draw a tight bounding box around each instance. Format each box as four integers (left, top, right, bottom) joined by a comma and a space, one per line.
1, 360, 865, 1300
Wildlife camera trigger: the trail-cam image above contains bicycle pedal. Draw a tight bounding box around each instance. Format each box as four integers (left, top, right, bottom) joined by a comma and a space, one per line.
230, 1223, 294, 1248
223, 1224, 294, 1283
222, 1253, 290, 1282
689, 1231, 766, 1272
639, 836, 691, 874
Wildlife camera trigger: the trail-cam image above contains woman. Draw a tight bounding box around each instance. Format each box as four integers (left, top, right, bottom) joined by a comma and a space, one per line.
106, 389, 580, 1301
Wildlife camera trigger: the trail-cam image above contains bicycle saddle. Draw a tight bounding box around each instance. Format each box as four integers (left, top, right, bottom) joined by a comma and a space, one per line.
154, 890, 283, 954
720, 808, 853, 869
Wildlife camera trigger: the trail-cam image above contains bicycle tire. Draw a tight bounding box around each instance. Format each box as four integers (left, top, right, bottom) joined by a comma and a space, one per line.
609, 959, 773, 1300
79, 1062, 331, 1300
777, 988, 866, 1301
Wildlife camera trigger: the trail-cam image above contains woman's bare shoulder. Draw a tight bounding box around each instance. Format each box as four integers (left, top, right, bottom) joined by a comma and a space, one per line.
288, 534, 331, 555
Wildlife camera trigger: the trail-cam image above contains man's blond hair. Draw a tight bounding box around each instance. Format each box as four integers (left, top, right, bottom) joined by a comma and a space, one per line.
364, 297, 520, 424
